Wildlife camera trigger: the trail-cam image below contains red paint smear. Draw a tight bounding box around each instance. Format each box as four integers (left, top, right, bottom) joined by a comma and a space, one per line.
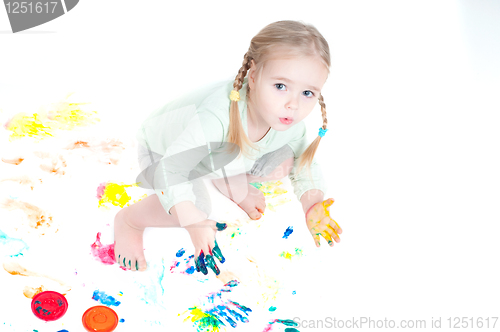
90, 232, 115, 265
262, 319, 278, 332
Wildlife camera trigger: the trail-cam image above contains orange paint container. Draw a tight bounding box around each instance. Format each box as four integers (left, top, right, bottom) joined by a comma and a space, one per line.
82, 306, 119, 332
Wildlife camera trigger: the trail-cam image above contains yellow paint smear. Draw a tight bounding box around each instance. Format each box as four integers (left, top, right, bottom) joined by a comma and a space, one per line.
279, 248, 303, 260
98, 182, 146, 209
257, 180, 288, 198
5, 93, 98, 141
182, 307, 221, 332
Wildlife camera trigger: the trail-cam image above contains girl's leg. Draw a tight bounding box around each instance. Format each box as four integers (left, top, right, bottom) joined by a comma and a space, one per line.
212, 144, 295, 219
114, 194, 182, 271
114, 144, 182, 271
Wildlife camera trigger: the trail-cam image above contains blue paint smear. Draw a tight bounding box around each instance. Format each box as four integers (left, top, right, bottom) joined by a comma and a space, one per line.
138, 260, 167, 306
92, 290, 121, 306
57, 330, 69, 332
292, 291, 296, 295
119, 318, 125, 323
0, 229, 28, 257
176, 248, 185, 257
282, 226, 293, 239
185, 266, 195, 274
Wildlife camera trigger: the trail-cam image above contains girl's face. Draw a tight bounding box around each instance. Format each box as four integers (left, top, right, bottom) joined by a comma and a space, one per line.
247, 55, 329, 133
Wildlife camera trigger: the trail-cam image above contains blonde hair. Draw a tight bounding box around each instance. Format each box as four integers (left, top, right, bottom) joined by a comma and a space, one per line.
227, 20, 331, 178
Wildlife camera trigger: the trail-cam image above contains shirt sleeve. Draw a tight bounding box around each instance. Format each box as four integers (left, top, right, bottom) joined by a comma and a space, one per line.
152, 106, 225, 224
286, 122, 328, 202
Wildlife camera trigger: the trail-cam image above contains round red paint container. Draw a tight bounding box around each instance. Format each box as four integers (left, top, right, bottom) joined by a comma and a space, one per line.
31, 291, 68, 321
82, 305, 119, 332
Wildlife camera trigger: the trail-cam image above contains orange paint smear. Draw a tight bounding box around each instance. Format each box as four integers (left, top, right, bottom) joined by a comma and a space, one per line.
23, 285, 47, 299
64, 138, 125, 165
0, 175, 42, 190
1, 157, 24, 165
0, 198, 54, 234
216, 270, 241, 285
33, 151, 67, 176
3, 262, 71, 294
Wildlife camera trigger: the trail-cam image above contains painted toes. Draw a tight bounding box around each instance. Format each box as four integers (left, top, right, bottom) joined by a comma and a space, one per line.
249, 209, 262, 220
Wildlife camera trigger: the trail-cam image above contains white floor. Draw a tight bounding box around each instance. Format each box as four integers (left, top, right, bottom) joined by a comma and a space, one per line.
1, 1, 500, 331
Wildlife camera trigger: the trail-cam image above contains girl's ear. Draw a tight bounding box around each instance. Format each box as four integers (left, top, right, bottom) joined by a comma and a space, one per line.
248, 59, 257, 89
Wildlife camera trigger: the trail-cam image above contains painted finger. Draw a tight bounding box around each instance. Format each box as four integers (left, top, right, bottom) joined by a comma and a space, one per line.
309, 227, 321, 247
326, 224, 340, 242
212, 240, 226, 263
195, 250, 208, 275
329, 218, 342, 234
322, 230, 334, 246
205, 254, 220, 275
216, 222, 227, 231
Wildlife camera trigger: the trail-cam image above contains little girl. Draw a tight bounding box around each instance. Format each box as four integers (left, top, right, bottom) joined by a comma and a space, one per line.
113, 20, 343, 274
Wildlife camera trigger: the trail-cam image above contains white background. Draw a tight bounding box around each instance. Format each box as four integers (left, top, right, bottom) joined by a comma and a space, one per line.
1, 0, 500, 331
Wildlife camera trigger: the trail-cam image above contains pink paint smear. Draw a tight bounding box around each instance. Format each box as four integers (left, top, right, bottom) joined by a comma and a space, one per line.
90, 232, 115, 265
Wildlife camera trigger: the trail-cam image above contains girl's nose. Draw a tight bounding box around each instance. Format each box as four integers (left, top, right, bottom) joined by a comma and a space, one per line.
285, 94, 299, 110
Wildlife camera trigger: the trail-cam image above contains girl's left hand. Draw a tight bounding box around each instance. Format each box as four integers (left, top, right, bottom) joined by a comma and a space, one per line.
305, 198, 342, 247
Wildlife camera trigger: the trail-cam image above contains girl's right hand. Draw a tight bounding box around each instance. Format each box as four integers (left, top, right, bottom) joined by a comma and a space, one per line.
184, 219, 227, 275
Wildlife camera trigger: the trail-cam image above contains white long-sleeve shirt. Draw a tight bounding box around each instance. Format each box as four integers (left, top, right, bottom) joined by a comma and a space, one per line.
136, 77, 328, 225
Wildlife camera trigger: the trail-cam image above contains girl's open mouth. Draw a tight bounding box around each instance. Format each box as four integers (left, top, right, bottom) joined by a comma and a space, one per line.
279, 117, 293, 125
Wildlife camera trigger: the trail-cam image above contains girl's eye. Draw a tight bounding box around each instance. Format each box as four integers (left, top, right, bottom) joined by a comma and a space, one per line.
275, 83, 286, 91
303, 90, 314, 97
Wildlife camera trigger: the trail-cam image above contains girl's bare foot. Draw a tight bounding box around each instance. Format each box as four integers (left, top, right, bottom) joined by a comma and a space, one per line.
212, 179, 266, 220
113, 209, 148, 271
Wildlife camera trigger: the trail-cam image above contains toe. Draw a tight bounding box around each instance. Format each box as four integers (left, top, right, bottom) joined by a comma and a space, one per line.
137, 257, 147, 271
249, 209, 262, 220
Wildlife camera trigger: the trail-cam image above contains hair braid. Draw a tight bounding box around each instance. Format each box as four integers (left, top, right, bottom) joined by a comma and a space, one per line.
227, 52, 260, 158
318, 94, 328, 130
295, 93, 329, 186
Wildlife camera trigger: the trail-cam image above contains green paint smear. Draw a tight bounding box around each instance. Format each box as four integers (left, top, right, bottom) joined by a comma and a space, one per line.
276, 319, 298, 326
185, 307, 223, 332
249, 182, 262, 189
285, 328, 300, 332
